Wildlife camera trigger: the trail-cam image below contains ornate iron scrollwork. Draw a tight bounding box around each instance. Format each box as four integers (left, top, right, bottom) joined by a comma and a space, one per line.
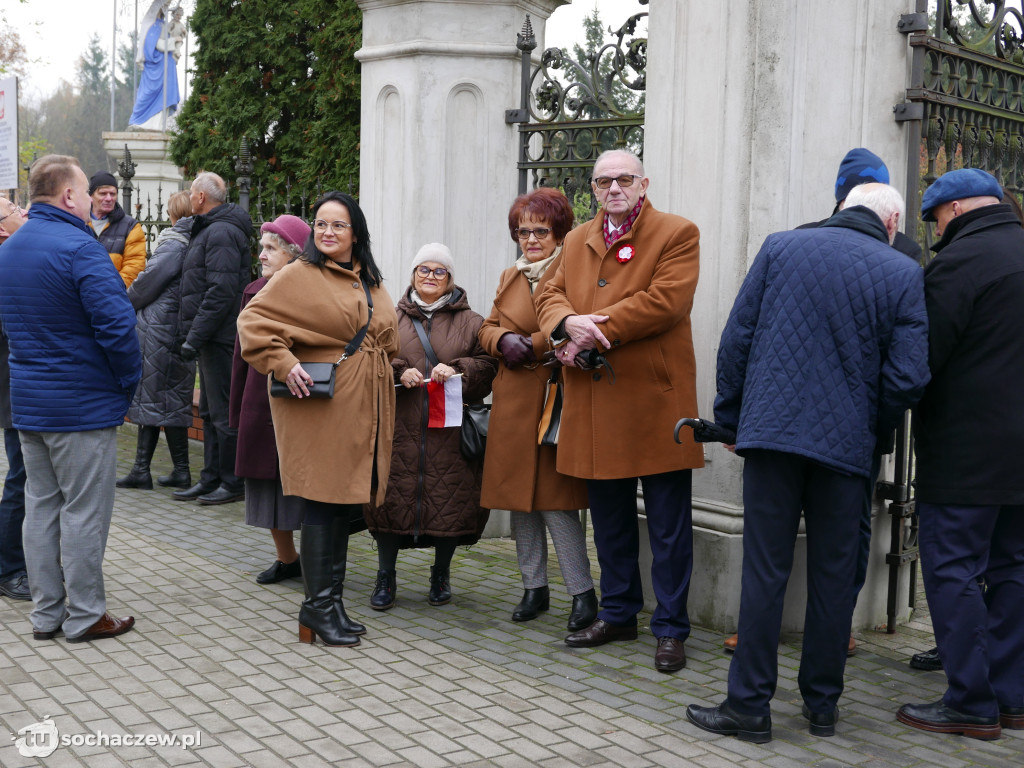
938, 1, 1024, 61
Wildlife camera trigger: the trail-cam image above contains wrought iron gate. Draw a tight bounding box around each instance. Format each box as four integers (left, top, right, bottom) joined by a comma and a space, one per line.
507, 3, 647, 214
887, 0, 1024, 632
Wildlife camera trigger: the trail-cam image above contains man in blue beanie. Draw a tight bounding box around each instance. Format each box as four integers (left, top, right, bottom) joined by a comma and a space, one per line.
897, 168, 1024, 740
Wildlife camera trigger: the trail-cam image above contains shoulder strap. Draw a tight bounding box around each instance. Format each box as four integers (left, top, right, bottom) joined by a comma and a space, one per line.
411, 317, 440, 369
336, 279, 374, 364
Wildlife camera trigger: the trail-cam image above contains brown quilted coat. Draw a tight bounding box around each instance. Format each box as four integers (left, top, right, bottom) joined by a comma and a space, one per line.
478, 263, 588, 512
365, 286, 498, 544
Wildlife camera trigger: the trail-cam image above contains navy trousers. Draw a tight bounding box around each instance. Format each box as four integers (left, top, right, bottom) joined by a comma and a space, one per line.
0, 428, 27, 581
197, 341, 242, 493
918, 502, 1024, 718
727, 451, 863, 717
586, 469, 692, 639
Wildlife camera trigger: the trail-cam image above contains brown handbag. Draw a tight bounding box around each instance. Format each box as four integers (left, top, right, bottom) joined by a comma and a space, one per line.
537, 369, 563, 446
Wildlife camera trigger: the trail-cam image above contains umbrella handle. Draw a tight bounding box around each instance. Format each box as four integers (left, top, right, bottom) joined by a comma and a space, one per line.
674, 418, 701, 444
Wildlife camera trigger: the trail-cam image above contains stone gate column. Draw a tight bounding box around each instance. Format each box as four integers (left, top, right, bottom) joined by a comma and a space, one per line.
643, 0, 918, 632
355, 0, 568, 536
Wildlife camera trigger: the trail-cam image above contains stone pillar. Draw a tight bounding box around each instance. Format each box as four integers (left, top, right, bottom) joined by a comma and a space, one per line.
102, 131, 184, 218
355, 0, 569, 537
642, 1, 917, 632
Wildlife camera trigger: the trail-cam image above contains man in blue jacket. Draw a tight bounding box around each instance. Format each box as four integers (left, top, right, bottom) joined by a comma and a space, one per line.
686, 183, 930, 743
0, 155, 141, 643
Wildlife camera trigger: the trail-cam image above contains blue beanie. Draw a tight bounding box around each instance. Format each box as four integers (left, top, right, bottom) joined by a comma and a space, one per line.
920, 168, 1003, 221
835, 149, 890, 203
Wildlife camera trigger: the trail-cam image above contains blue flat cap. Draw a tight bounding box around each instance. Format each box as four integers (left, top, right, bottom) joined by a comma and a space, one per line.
835, 148, 889, 202
921, 168, 1003, 221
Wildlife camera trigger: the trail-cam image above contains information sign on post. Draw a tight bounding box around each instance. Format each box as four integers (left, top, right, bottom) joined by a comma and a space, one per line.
0, 76, 19, 190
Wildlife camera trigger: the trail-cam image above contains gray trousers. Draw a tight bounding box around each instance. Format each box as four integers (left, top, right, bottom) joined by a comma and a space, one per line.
20, 428, 117, 637
513, 509, 594, 596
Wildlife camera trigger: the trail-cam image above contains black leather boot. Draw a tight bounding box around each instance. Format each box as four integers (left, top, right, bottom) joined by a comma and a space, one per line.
370, 569, 397, 610
297, 523, 359, 647
330, 516, 365, 635
157, 427, 193, 489
512, 586, 550, 622
428, 565, 452, 606
117, 426, 159, 489
567, 588, 599, 631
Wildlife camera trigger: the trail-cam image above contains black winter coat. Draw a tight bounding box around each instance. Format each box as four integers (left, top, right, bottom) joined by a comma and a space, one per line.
179, 203, 252, 348
126, 217, 196, 426
366, 287, 497, 545
915, 203, 1024, 504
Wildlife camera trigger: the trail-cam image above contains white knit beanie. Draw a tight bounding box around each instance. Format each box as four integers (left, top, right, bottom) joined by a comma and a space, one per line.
411, 242, 455, 275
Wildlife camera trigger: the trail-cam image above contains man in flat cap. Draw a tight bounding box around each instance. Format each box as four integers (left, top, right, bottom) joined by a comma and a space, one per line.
897, 168, 1024, 740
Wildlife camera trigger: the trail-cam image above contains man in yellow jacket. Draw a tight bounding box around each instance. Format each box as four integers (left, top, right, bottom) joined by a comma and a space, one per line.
88, 171, 146, 289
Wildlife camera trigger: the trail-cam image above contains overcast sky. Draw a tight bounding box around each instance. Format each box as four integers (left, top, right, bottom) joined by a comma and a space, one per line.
6, 0, 647, 106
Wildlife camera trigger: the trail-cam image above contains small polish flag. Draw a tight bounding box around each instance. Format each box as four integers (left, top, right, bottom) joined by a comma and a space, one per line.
427, 374, 463, 428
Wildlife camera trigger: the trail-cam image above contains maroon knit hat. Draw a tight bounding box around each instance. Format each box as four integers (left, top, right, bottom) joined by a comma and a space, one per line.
260, 214, 311, 248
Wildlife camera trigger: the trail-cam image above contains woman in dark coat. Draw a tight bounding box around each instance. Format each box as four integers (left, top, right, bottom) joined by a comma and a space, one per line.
479, 188, 597, 632
366, 243, 497, 609
229, 215, 310, 585
117, 190, 196, 490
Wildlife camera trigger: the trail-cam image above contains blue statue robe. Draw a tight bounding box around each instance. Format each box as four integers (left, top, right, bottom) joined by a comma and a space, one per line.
129, 17, 180, 127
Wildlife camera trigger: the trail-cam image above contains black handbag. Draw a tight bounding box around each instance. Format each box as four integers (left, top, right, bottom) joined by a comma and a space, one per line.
410, 317, 490, 461
270, 279, 373, 398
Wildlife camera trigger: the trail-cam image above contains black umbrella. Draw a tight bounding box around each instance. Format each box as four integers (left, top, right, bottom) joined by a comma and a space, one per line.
673, 418, 737, 445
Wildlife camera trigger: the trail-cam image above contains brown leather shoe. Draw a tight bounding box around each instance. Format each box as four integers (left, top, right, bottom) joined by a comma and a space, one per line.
66, 612, 135, 643
654, 636, 686, 672
724, 633, 738, 652
1000, 707, 1024, 730
33, 627, 62, 641
565, 618, 637, 648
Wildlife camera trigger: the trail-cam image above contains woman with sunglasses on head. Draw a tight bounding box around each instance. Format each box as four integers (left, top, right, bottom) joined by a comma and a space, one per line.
365, 243, 497, 610
478, 188, 597, 633
238, 193, 399, 647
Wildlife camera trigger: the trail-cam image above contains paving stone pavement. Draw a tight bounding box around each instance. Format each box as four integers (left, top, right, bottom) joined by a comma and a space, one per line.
1, 426, 1022, 766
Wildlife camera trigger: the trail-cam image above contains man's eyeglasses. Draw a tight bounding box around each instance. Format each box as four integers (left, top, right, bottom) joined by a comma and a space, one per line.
516, 227, 552, 241
592, 174, 642, 190
0, 206, 23, 226
416, 266, 449, 279
313, 219, 352, 233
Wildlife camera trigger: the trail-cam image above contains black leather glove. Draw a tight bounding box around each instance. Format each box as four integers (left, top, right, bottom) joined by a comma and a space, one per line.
179, 342, 199, 362
497, 333, 536, 369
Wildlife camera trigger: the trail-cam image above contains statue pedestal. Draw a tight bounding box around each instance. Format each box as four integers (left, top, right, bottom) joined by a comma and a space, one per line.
102, 131, 184, 219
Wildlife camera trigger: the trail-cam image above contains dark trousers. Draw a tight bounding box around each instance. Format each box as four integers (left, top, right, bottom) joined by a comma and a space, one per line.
851, 452, 883, 599
727, 451, 863, 716
586, 469, 692, 639
0, 428, 26, 580
197, 341, 241, 492
919, 502, 1024, 717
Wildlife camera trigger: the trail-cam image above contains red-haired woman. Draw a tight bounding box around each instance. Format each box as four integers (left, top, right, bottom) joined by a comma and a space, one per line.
479, 188, 597, 633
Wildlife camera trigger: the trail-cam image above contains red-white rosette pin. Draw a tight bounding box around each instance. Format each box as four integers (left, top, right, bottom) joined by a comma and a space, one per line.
616, 245, 634, 264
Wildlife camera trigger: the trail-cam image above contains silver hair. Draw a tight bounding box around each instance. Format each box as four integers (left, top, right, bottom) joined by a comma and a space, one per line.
844, 183, 905, 243
192, 172, 227, 204
262, 231, 302, 259
593, 149, 645, 178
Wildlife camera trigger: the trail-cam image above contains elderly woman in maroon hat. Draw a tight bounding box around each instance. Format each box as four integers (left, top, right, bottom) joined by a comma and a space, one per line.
229, 214, 311, 584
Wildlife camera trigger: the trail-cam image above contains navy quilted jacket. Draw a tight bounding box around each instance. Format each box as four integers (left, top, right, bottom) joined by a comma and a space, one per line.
0, 203, 141, 431
714, 207, 930, 477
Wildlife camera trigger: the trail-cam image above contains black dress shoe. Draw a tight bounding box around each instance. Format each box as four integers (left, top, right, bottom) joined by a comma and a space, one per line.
256, 559, 301, 584
1000, 706, 1024, 730
512, 586, 550, 622
909, 646, 943, 671
173, 482, 218, 501
567, 588, 598, 631
0, 573, 31, 601
896, 700, 1001, 740
33, 626, 63, 641
565, 618, 637, 648
686, 701, 772, 744
654, 637, 686, 672
197, 486, 245, 506
802, 703, 839, 737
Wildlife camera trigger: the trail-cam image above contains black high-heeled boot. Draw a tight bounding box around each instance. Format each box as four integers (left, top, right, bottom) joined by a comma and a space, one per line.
157, 426, 192, 488
117, 426, 160, 489
567, 588, 598, 631
330, 516, 365, 635
297, 523, 359, 647
512, 586, 550, 622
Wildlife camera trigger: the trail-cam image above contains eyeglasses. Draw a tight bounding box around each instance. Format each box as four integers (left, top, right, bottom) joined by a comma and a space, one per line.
313, 219, 352, 233
0, 207, 22, 226
416, 266, 449, 279
592, 174, 642, 190
515, 227, 552, 241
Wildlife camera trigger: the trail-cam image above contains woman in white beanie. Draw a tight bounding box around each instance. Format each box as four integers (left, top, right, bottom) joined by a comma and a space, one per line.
365, 243, 497, 609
